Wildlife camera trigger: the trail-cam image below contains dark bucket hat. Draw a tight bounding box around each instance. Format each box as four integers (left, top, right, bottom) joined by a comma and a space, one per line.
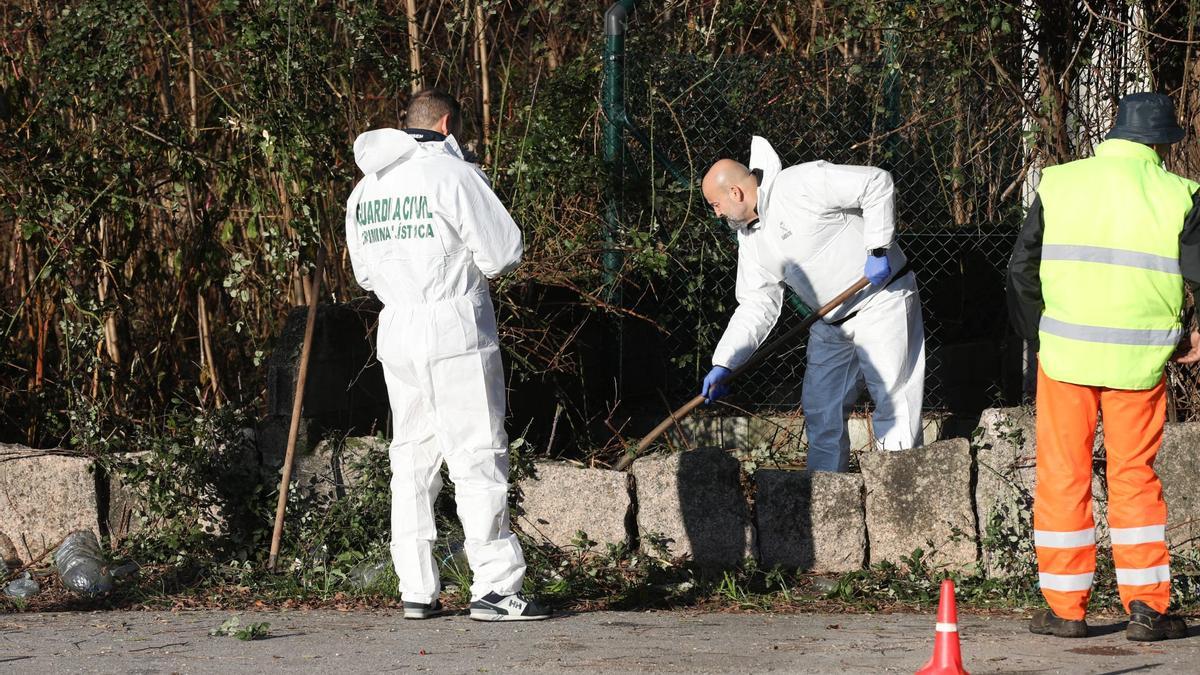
1106, 92, 1186, 145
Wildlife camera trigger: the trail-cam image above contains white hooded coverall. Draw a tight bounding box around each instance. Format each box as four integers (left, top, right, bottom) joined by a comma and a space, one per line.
345, 128, 525, 603
712, 137, 926, 472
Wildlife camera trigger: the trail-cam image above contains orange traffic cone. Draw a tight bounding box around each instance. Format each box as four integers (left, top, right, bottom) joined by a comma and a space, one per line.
916, 579, 968, 675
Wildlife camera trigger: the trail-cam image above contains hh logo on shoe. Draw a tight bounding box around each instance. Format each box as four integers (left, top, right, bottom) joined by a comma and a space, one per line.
508, 599, 525, 610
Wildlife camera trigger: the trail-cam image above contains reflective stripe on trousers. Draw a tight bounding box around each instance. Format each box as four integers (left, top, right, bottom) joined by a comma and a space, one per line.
1034, 365, 1171, 620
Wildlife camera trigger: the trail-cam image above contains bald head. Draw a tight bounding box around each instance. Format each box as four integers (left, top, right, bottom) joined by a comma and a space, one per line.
702, 159, 759, 230
703, 159, 751, 192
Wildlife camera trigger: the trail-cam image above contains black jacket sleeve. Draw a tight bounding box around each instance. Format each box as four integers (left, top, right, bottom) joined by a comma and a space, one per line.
1179, 191, 1200, 296
1179, 190, 1200, 331
1007, 195, 1045, 343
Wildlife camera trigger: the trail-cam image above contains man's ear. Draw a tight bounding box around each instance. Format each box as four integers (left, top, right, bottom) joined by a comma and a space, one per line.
730, 185, 744, 202
435, 113, 452, 136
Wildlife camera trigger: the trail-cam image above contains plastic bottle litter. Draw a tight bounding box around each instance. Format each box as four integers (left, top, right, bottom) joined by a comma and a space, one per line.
440, 539, 467, 567
4, 572, 40, 599
54, 530, 114, 596
348, 558, 390, 589
111, 561, 141, 580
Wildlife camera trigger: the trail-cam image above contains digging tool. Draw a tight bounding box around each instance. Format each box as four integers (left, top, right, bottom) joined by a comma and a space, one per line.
268, 246, 326, 572
614, 276, 871, 471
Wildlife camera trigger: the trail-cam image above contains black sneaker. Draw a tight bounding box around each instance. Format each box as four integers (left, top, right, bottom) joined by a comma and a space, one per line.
1127, 600, 1187, 642
1029, 608, 1088, 638
403, 599, 444, 620
469, 592, 552, 622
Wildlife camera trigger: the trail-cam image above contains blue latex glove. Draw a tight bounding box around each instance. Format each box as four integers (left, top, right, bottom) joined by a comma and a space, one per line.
865, 252, 891, 286
701, 366, 732, 404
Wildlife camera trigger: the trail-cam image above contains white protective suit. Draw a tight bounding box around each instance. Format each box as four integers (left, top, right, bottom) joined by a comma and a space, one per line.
345, 128, 525, 603
712, 137, 926, 472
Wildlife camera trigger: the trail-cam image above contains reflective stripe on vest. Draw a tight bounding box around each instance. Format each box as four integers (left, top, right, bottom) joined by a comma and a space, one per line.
1040, 316, 1181, 346
1041, 244, 1181, 274
1037, 139, 1196, 390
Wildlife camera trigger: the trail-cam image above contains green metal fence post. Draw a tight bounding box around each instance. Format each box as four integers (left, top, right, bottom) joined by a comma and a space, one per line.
883, 27, 901, 165
603, 1, 635, 297
602, 1, 635, 408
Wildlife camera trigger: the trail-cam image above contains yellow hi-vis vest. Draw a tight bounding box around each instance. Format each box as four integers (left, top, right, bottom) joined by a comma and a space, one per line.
1037, 138, 1197, 390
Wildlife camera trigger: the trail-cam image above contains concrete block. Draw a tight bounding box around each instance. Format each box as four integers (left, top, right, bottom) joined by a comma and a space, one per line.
922, 416, 946, 443
846, 416, 943, 468
267, 303, 389, 436
973, 407, 1110, 577
256, 415, 316, 469
285, 436, 386, 500
105, 453, 148, 541
676, 416, 750, 451
741, 414, 943, 470
755, 470, 865, 573
845, 416, 874, 454
861, 439, 978, 571
631, 448, 754, 568
744, 413, 940, 449
0, 445, 99, 560
973, 407, 1037, 577
517, 462, 632, 550
1156, 422, 1200, 553
746, 415, 806, 451
104, 450, 231, 538
741, 416, 807, 470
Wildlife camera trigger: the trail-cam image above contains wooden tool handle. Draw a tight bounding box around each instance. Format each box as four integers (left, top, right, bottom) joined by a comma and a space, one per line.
614, 277, 870, 471
268, 246, 326, 572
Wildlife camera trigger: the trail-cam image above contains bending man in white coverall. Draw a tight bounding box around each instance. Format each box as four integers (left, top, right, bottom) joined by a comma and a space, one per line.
345, 90, 550, 621
700, 137, 926, 472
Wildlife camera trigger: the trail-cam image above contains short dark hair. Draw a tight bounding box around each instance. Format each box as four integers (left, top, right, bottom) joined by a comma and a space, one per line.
406, 89, 462, 137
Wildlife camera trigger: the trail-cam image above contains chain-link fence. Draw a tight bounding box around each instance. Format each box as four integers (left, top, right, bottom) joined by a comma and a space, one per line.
609, 49, 1027, 414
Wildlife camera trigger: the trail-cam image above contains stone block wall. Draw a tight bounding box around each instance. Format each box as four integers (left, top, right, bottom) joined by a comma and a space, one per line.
861, 439, 978, 571
972, 407, 1037, 576
755, 470, 865, 573
6, 409, 1199, 578
630, 448, 755, 568
0, 446, 150, 560
0, 447, 101, 560
518, 409, 1200, 576
517, 462, 632, 551
1149, 422, 1200, 552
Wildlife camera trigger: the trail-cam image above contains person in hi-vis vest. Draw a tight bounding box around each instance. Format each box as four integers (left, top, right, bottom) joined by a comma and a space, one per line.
1008, 92, 1200, 642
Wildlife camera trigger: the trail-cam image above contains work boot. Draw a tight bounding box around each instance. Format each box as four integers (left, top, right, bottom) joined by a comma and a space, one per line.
469, 591, 553, 622
403, 598, 445, 620
1029, 608, 1088, 638
1126, 600, 1187, 642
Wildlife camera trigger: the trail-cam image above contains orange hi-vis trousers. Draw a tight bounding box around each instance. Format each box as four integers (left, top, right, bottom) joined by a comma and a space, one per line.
1034, 366, 1171, 620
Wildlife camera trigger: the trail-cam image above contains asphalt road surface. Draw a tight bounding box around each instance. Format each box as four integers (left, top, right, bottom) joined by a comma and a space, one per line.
2, 608, 1199, 673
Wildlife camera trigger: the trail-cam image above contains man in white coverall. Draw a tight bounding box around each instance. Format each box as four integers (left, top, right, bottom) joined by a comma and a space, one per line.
700, 137, 925, 472
345, 90, 550, 621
